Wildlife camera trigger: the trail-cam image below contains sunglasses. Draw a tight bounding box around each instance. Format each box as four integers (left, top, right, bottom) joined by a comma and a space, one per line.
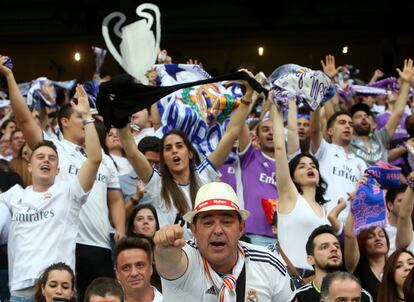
297, 113, 310, 119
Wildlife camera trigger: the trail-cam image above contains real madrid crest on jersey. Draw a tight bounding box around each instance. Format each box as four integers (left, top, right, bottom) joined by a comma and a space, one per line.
43, 192, 52, 200
246, 288, 258, 302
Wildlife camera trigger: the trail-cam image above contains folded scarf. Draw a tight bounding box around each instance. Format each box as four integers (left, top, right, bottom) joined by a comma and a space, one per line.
351, 176, 386, 235
365, 161, 401, 188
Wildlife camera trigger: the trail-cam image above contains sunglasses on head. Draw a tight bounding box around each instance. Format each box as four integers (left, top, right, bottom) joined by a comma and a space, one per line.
297, 113, 310, 119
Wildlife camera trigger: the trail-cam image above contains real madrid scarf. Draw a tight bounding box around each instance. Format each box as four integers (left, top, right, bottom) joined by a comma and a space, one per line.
201, 245, 245, 302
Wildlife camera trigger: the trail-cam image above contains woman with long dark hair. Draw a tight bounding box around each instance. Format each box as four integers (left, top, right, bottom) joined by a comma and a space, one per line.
273, 102, 329, 276
377, 248, 414, 302
118, 76, 256, 237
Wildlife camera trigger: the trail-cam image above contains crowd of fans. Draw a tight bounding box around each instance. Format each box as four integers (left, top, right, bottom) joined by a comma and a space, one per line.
1, 50, 414, 302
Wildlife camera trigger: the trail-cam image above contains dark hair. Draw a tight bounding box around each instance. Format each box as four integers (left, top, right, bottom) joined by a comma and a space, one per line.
0, 119, 16, 133
57, 103, 75, 134
10, 128, 23, 142
326, 111, 352, 130
0, 159, 10, 172
138, 136, 161, 154
34, 262, 75, 302
405, 114, 414, 138
93, 121, 121, 172
377, 249, 414, 302
159, 130, 201, 215
126, 204, 160, 237
320, 271, 361, 301
84, 277, 124, 302
403, 264, 414, 301
114, 236, 154, 266
350, 102, 372, 118
95, 120, 110, 155
30, 140, 58, 160
271, 212, 278, 227
385, 185, 407, 207
357, 226, 390, 257
305, 225, 338, 256
288, 153, 327, 205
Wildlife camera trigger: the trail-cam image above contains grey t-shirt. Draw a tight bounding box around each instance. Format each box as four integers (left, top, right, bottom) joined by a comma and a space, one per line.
349, 127, 391, 166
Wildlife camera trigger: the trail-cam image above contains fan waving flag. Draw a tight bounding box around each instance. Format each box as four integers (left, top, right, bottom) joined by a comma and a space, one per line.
351, 177, 386, 236
351, 162, 401, 235
268, 64, 335, 111
155, 64, 244, 158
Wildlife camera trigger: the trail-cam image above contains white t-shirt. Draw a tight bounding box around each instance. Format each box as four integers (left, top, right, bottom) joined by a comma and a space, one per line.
111, 155, 133, 176
386, 223, 414, 255
144, 158, 219, 239
385, 224, 397, 256
161, 241, 296, 302
0, 202, 10, 245
313, 139, 367, 222
43, 132, 121, 249
134, 127, 155, 145
152, 286, 163, 302
0, 180, 88, 291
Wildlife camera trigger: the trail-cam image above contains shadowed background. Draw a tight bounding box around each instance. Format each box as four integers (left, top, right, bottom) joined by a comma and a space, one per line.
1, 0, 414, 83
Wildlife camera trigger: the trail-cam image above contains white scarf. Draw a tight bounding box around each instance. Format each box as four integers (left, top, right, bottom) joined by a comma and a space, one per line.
201, 245, 245, 302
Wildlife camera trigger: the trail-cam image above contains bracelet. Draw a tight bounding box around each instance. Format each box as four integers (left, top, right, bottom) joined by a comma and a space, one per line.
240, 98, 251, 106
407, 176, 414, 189
83, 117, 95, 125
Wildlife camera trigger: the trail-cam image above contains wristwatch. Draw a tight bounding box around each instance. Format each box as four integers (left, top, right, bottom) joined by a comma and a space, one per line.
83, 117, 95, 125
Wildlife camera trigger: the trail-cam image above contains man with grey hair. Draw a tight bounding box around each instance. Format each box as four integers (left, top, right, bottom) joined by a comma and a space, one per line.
320, 271, 362, 302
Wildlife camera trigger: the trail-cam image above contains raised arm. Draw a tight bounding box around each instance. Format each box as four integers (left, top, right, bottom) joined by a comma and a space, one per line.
208, 75, 256, 169
320, 55, 341, 118
117, 125, 153, 184
309, 107, 322, 154
75, 85, 102, 192
107, 190, 126, 241
396, 172, 414, 249
369, 69, 384, 84
344, 210, 360, 273
0, 55, 42, 149
385, 59, 414, 137
154, 224, 188, 280
272, 103, 299, 213
150, 103, 161, 131
286, 100, 300, 156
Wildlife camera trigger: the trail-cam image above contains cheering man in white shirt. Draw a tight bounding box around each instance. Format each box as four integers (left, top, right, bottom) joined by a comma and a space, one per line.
154, 182, 296, 302
0, 83, 102, 302
0, 54, 126, 301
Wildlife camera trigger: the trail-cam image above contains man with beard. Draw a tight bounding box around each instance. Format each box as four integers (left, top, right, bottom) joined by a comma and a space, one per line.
296, 225, 373, 302
349, 59, 414, 166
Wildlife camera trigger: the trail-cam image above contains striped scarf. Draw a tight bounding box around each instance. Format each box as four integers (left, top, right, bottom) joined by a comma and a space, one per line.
201, 245, 245, 302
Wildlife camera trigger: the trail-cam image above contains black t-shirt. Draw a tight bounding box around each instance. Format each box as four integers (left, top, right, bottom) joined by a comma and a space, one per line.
0, 170, 23, 193
353, 255, 380, 301
296, 280, 373, 302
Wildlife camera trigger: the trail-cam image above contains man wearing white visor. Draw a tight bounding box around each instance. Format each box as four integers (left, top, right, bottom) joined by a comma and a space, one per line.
154, 182, 296, 302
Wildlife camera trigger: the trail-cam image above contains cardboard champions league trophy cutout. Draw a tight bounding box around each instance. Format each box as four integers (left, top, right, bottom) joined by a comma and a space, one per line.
102, 3, 161, 85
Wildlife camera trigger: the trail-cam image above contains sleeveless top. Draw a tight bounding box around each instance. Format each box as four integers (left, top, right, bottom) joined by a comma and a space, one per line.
278, 194, 330, 270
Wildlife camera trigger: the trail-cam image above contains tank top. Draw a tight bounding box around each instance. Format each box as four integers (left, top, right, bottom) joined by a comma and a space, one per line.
278, 194, 330, 270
